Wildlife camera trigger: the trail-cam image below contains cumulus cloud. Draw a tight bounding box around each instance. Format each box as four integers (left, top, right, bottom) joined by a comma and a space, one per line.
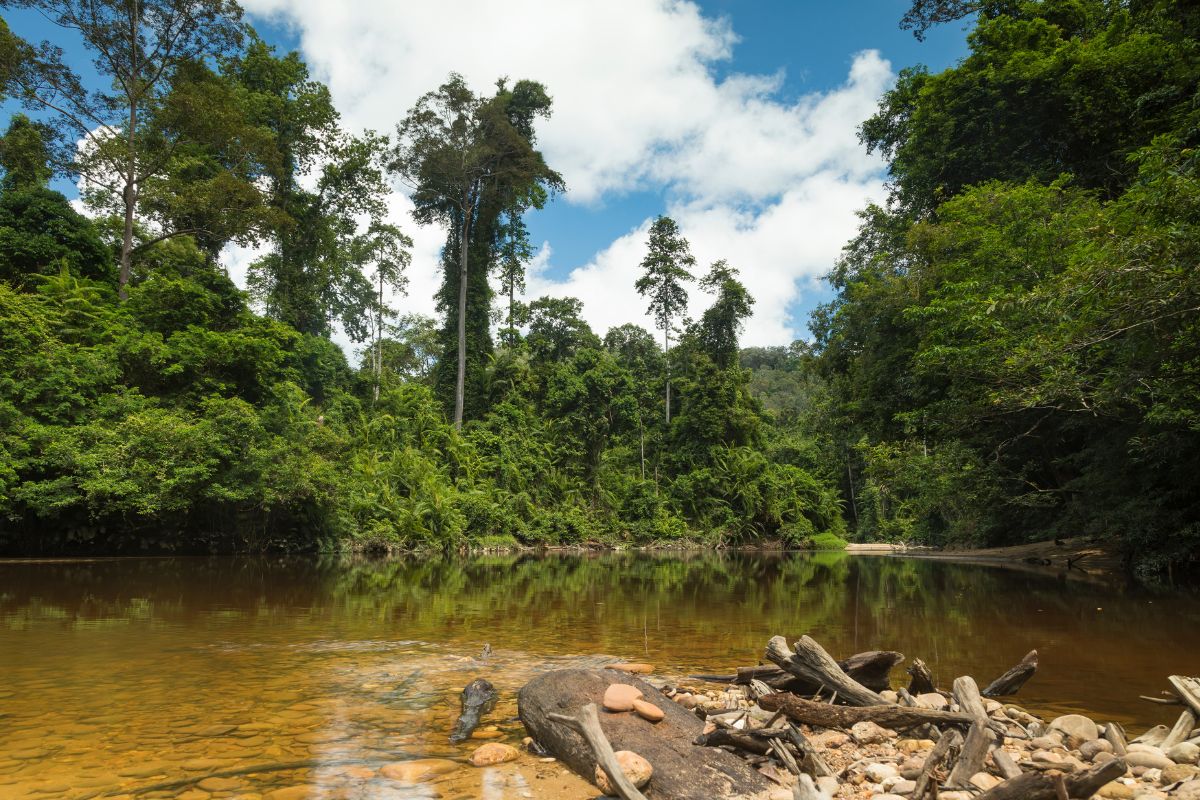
240, 0, 894, 346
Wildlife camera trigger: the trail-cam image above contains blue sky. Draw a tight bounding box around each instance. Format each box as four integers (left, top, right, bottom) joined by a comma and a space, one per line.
4, 1, 969, 348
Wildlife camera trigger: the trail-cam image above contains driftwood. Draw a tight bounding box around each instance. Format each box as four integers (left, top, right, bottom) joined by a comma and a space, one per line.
764, 636, 883, 707
974, 757, 1125, 800
982, 650, 1038, 698
519, 669, 776, 800
694, 650, 903, 694
694, 727, 773, 755
992, 747, 1022, 780
1169, 675, 1200, 717
947, 676, 992, 787
547, 703, 649, 800
757, 693, 974, 730
912, 728, 961, 800
1162, 708, 1199, 750
786, 724, 834, 778
907, 658, 935, 695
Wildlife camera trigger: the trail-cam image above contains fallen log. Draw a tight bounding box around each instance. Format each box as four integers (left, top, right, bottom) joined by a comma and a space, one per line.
838, 650, 905, 692
757, 693, 975, 730
982, 650, 1038, 698
974, 757, 1125, 800
764, 636, 883, 707
519, 669, 777, 800
694, 727, 773, 756
1168, 675, 1200, 717
1162, 708, 1198, 750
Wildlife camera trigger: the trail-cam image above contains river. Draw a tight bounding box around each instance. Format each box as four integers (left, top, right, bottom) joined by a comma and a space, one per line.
1, 552, 1196, 799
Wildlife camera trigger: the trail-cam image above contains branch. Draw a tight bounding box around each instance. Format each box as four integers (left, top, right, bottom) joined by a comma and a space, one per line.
546, 703, 649, 800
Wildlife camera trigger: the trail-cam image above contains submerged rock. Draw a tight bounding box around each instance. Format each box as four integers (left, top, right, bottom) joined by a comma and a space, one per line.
470, 742, 519, 766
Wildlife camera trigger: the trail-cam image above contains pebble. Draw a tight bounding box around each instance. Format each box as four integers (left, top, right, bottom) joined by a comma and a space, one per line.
865, 763, 898, 783
1080, 738, 1114, 761
608, 663, 655, 674
379, 758, 459, 782
1097, 782, 1136, 799
850, 721, 894, 744
470, 742, 519, 766
817, 776, 839, 796
1163, 764, 1199, 783
603, 683, 644, 712
899, 756, 924, 779
1169, 742, 1200, 765
1125, 750, 1174, 770
675, 693, 699, 710
632, 699, 665, 722
1031, 735, 1061, 751
1050, 714, 1099, 742
1094, 751, 1117, 765
814, 731, 849, 748
915, 692, 948, 710
594, 750, 652, 794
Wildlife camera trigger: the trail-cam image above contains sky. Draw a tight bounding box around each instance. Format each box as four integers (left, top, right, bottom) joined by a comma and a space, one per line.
4, 1, 970, 352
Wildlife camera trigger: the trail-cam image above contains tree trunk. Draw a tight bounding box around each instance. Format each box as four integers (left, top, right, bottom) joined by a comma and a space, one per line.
374, 270, 383, 403
982, 650, 1038, 698
664, 325, 671, 424
974, 758, 1125, 800
519, 669, 776, 800
764, 635, 884, 707
119, 2, 139, 300
454, 212, 469, 429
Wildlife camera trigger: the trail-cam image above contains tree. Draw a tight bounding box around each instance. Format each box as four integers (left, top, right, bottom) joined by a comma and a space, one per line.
495, 213, 533, 346
3, 0, 246, 296
635, 215, 694, 423
524, 295, 600, 364
349, 222, 412, 402
391, 73, 562, 428
697, 259, 754, 369
227, 39, 393, 340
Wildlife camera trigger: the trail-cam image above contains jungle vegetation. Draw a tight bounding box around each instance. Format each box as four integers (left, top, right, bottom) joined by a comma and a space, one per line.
1, 0, 1197, 575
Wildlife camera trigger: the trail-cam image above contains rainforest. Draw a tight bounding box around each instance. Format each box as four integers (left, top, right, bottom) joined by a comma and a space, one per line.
1, 0, 1198, 579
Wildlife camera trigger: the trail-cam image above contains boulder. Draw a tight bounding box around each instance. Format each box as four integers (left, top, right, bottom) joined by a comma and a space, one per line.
519, 669, 775, 800
469, 742, 519, 766
1050, 714, 1099, 742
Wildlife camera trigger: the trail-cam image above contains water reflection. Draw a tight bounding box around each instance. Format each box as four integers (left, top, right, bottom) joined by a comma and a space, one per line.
0, 552, 1197, 799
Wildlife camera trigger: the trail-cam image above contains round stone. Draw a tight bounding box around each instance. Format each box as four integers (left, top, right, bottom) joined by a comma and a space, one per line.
379, 758, 459, 782
1050, 714, 1099, 742
632, 698, 664, 722
594, 750, 652, 794
603, 683, 644, 712
469, 742, 519, 766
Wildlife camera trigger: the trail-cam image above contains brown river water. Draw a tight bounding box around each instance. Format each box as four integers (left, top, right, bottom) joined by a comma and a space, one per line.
1, 552, 1197, 800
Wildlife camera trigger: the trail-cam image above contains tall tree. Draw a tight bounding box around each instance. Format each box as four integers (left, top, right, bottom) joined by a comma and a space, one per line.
227, 38, 394, 339
635, 215, 694, 423
391, 74, 562, 428
349, 221, 412, 402
494, 213, 532, 346
697, 259, 754, 369
2, 0, 245, 296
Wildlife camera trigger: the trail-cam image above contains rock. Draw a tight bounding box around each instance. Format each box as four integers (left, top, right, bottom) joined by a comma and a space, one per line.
1128, 743, 1166, 755
594, 750, 652, 794
1125, 750, 1173, 770
609, 663, 655, 674
379, 758, 459, 782
898, 738, 934, 754
1177, 780, 1200, 800
1094, 751, 1117, 765
675, 692, 699, 709
470, 742, 519, 766
632, 698, 665, 723
1031, 735, 1062, 751
900, 756, 924, 780
939, 792, 972, 800
603, 683, 644, 712
1081, 739, 1115, 761
817, 776, 840, 796
984, 699, 1003, 714
890, 779, 916, 794
915, 692, 948, 710
265, 788, 322, 800
970, 772, 1001, 791
865, 763, 899, 783
1163, 764, 1199, 783
851, 720, 895, 744
873, 795, 906, 800
1050, 714, 1100, 742
1033, 749, 1069, 765
880, 690, 899, 703
1168, 742, 1200, 765
1097, 782, 1136, 799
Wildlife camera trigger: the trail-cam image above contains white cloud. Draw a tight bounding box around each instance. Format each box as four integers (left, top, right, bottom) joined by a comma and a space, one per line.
239, 0, 895, 346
